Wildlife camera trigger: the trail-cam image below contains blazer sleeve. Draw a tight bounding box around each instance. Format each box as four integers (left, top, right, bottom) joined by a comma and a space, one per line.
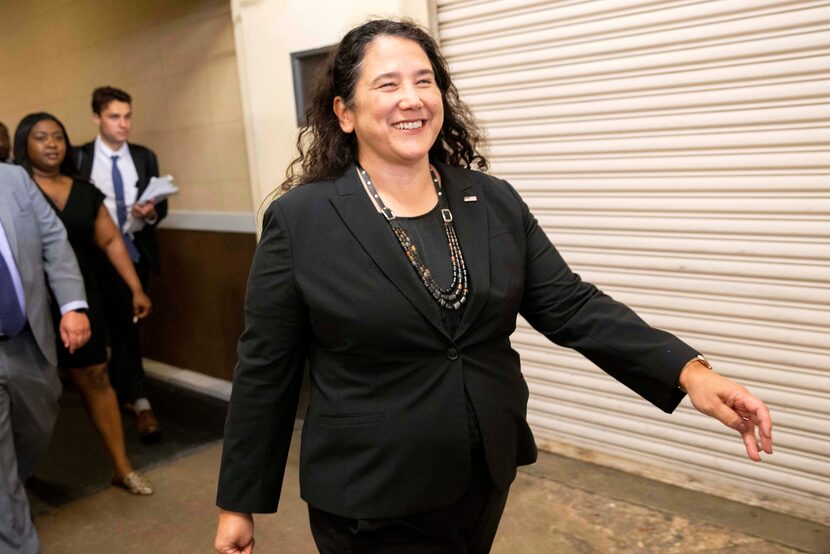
508, 183, 697, 413
146, 148, 167, 225
23, 168, 86, 306
216, 201, 309, 513
73, 143, 94, 180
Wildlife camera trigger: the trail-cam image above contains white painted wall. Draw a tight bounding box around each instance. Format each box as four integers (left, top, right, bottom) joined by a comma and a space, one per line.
230, 0, 431, 215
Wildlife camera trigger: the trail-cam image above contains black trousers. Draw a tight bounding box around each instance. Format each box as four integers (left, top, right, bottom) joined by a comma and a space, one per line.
98, 256, 151, 404
308, 446, 509, 554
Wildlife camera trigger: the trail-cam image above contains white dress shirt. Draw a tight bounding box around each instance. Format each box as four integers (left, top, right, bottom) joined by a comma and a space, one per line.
89, 136, 139, 233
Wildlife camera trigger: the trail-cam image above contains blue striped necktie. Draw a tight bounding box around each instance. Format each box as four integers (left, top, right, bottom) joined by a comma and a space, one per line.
111, 155, 141, 262
0, 250, 26, 337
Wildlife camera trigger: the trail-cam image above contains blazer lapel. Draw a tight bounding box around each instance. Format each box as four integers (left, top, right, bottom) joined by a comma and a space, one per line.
0, 188, 21, 260
438, 164, 490, 340
0, 187, 32, 308
130, 145, 148, 192
328, 166, 451, 340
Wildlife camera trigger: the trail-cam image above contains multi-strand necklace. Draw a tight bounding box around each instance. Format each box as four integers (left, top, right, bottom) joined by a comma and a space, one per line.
357, 163, 469, 311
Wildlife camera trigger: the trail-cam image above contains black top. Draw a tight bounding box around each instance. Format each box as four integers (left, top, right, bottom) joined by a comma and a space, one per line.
397, 203, 466, 334
41, 179, 105, 291
396, 203, 481, 448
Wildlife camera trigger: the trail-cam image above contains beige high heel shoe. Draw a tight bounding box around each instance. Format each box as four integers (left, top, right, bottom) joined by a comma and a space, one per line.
112, 471, 154, 495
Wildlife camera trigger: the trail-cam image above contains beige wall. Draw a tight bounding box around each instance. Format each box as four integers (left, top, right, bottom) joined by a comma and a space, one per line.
0, 0, 252, 213
230, 0, 431, 209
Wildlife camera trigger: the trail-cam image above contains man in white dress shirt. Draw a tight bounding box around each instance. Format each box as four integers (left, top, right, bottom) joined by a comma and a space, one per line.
76, 86, 167, 442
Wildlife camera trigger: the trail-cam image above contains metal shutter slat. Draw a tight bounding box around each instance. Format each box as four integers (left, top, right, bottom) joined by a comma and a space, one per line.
438, 0, 830, 523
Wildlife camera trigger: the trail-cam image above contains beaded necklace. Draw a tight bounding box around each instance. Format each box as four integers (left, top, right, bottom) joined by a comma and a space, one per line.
357, 163, 469, 311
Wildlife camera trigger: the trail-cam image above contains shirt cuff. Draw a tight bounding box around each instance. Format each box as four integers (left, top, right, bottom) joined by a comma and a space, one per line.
60, 301, 89, 315
145, 212, 159, 225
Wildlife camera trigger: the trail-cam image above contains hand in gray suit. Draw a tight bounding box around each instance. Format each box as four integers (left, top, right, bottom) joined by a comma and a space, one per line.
0, 163, 89, 553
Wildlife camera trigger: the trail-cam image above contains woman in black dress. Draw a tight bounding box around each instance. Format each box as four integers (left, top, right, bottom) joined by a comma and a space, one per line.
14, 113, 154, 495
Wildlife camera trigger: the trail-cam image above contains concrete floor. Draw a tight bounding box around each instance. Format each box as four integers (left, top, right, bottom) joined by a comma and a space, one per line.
36, 431, 829, 553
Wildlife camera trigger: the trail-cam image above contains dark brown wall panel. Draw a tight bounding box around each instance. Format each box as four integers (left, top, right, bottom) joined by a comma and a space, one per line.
141, 229, 256, 380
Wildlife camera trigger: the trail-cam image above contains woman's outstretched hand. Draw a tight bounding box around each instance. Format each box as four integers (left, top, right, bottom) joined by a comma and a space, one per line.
215, 510, 255, 554
679, 359, 773, 462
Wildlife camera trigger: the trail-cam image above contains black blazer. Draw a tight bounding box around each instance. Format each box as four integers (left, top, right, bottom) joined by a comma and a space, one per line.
75, 141, 167, 270
216, 163, 697, 518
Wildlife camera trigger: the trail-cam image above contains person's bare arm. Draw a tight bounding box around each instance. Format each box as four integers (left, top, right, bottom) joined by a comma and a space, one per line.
92, 205, 151, 320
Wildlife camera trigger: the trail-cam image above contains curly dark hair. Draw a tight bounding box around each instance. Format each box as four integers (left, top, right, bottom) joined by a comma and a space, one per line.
14, 112, 78, 179
281, 18, 487, 191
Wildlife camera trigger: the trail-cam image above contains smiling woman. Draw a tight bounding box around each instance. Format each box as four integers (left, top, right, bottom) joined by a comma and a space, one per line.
333, 36, 443, 173
279, 19, 486, 196
214, 18, 773, 554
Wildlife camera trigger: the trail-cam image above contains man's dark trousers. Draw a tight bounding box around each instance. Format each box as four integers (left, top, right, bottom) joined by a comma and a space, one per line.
97, 252, 151, 405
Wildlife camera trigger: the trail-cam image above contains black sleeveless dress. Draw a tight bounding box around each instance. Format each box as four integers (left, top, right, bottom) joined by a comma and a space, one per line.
42, 179, 109, 369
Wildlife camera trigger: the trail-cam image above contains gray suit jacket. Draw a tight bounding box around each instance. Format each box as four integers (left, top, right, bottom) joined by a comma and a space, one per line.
0, 164, 86, 366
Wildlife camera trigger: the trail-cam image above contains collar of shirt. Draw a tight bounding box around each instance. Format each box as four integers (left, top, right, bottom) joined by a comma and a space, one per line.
94, 135, 130, 160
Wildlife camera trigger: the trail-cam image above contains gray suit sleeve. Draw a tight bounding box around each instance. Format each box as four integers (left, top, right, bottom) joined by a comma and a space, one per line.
20, 169, 86, 306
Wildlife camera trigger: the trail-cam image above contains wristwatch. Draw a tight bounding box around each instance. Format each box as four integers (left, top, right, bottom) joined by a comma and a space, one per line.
678, 354, 712, 392
694, 354, 713, 369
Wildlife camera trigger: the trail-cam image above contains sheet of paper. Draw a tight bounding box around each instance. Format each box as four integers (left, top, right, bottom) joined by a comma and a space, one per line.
125, 175, 179, 234
138, 175, 179, 204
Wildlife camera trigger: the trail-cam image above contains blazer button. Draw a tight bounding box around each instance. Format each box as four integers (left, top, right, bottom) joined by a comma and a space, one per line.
447, 348, 459, 360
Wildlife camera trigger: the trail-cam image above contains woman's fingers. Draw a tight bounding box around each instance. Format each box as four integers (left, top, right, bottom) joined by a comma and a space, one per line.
687, 374, 773, 461
738, 417, 762, 462
735, 397, 773, 455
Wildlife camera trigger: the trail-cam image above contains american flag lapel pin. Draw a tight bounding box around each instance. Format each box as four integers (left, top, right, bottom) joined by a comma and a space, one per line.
463, 195, 478, 202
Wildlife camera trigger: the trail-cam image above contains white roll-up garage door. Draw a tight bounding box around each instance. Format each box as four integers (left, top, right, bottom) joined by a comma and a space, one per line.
435, 0, 830, 521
